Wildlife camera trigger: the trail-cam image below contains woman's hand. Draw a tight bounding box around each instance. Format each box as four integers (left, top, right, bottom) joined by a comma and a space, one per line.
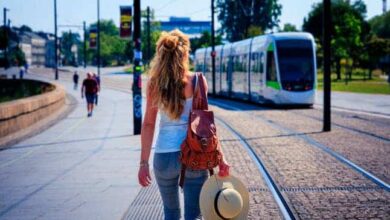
138, 163, 152, 187
218, 159, 230, 177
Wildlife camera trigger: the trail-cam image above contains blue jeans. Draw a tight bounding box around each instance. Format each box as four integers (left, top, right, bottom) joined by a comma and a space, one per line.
153, 152, 208, 220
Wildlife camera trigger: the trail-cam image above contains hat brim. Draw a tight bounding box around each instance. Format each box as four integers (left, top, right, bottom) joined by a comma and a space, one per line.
200, 175, 249, 220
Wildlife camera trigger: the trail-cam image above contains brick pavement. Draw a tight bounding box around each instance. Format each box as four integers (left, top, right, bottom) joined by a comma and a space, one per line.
251, 108, 390, 184
211, 104, 390, 219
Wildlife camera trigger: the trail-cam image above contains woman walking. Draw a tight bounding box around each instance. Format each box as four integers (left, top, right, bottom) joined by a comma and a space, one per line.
138, 29, 230, 220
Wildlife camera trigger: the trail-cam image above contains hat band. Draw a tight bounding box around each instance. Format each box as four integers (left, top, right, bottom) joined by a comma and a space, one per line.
214, 188, 229, 220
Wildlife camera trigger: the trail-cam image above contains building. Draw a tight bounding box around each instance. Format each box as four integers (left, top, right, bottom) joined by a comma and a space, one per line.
37, 32, 56, 68
159, 17, 211, 38
16, 31, 46, 67
17, 34, 32, 66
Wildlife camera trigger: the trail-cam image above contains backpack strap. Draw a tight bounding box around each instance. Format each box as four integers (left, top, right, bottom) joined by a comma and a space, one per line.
192, 72, 208, 110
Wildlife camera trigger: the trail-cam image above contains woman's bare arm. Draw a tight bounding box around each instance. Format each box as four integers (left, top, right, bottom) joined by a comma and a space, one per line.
140, 83, 158, 163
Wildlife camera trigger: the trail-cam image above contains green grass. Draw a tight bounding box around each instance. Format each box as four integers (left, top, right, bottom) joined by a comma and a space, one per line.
317, 80, 390, 94
317, 70, 390, 94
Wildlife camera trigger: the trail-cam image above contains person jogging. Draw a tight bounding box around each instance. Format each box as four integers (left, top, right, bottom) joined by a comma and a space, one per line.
81, 72, 99, 117
73, 71, 79, 90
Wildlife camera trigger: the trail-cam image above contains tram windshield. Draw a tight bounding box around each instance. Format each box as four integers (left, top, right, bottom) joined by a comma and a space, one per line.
276, 40, 315, 91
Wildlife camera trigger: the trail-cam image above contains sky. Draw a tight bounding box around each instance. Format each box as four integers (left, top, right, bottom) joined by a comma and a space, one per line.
1, 0, 388, 37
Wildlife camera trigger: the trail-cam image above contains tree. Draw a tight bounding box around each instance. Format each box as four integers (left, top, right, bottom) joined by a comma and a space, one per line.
369, 11, 390, 39
9, 46, 26, 66
190, 31, 222, 53
217, 0, 281, 41
361, 36, 390, 78
61, 31, 80, 66
281, 23, 297, 32
19, 25, 33, 33
85, 19, 131, 66
141, 8, 161, 63
303, 0, 369, 79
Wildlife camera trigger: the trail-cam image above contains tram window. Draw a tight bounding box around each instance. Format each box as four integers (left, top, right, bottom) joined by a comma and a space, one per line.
266, 51, 277, 81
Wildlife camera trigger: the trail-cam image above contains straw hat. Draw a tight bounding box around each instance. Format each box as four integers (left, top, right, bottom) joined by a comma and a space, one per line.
200, 175, 249, 220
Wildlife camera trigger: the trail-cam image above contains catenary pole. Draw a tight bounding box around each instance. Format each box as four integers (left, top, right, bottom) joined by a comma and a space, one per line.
146, 6, 151, 65
323, 0, 331, 131
83, 21, 87, 68
211, 0, 216, 96
54, 0, 58, 80
133, 0, 142, 135
3, 8, 9, 69
97, 0, 101, 76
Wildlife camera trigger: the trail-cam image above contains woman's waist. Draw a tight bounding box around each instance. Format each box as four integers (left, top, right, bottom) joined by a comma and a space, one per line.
158, 122, 188, 129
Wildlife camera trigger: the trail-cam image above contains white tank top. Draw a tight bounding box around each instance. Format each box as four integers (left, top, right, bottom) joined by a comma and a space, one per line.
153, 73, 199, 153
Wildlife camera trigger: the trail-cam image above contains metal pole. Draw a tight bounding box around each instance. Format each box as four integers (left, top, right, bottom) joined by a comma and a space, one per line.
211, 0, 216, 96
3, 8, 8, 68
146, 6, 151, 64
323, 0, 331, 131
83, 21, 87, 68
54, 0, 58, 80
97, 0, 101, 76
133, 0, 142, 135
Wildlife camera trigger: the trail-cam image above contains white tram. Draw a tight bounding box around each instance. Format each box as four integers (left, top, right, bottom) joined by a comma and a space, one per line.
194, 32, 317, 105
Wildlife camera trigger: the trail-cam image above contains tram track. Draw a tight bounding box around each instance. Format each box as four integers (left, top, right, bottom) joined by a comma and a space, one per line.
288, 108, 390, 143
216, 116, 296, 220
210, 99, 390, 192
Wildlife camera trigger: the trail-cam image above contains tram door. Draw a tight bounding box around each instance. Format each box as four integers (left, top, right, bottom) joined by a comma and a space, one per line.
264, 44, 279, 101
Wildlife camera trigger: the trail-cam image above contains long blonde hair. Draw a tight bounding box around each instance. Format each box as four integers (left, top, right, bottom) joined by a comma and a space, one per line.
148, 29, 191, 120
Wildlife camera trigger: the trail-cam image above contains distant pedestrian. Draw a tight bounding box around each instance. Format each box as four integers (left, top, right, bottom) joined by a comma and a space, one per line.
24, 63, 29, 74
19, 66, 24, 79
73, 71, 79, 90
93, 73, 101, 106
81, 72, 99, 117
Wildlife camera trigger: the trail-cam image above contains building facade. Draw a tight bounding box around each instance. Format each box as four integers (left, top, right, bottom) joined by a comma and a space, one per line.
159, 17, 211, 38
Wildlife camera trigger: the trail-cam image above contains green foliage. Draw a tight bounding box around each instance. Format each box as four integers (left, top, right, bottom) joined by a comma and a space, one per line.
9, 46, 26, 66
19, 25, 33, 33
303, 0, 370, 78
281, 23, 297, 32
369, 11, 390, 39
332, 12, 363, 59
0, 27, 8, 49
247, 25, 264, 37
89, 20, 119, 36
60, 31, 80, 66
84, 19, 131, 66
190, 31, 222, 53
141, 17, 161, 63
217, 0, 281, 41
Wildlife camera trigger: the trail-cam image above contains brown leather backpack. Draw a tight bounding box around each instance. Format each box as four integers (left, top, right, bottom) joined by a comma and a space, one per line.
179, 72, 222, 187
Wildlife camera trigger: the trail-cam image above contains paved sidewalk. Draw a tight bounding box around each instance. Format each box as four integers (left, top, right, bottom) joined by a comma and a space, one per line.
316, 91, 390, 115
0, 77, 146, 219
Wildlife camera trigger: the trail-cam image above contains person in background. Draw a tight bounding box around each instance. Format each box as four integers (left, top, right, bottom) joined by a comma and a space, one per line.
93, 73, 101, 106
19, 66, 24, 79
81, 72, 99, 117
73, 71, 79, 90
24, 63, 29, 74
